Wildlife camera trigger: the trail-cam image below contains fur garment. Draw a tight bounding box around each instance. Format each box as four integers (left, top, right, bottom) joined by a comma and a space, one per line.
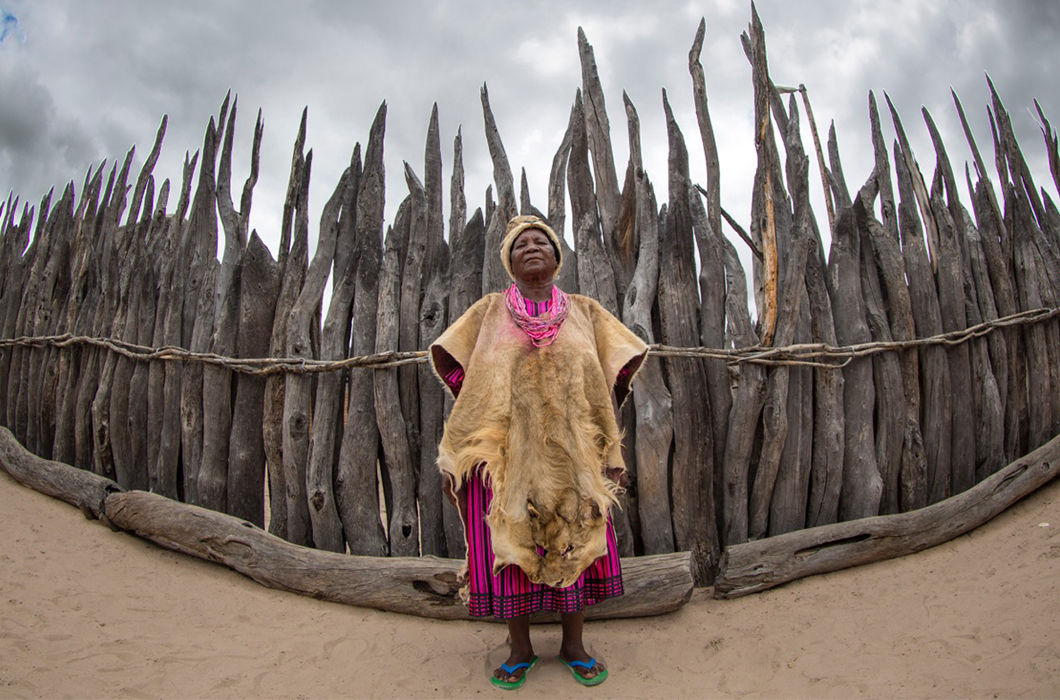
431, 292, 646, 588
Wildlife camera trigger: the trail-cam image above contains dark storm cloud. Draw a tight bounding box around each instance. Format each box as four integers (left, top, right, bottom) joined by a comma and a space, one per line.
1, 0, 1058, 256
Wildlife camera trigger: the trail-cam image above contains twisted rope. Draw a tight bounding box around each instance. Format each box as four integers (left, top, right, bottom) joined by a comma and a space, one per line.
1, 307, 1055, 374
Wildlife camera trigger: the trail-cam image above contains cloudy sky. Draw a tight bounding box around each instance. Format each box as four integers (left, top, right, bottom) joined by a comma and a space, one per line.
2, 0, 1058, 259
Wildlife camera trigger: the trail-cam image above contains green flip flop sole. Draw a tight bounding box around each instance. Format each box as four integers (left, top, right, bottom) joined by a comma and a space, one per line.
559, 655, 608, 687
490, 655, 538, 690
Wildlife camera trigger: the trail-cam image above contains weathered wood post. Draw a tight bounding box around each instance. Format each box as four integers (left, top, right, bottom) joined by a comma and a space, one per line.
335, 102, 388, 557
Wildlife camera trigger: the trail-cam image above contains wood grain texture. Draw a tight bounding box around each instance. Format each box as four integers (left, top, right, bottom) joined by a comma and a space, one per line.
716, 433, 1060, 598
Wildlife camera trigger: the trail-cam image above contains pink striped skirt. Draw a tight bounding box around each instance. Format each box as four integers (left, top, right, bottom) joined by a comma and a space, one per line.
462, 470, 624, 619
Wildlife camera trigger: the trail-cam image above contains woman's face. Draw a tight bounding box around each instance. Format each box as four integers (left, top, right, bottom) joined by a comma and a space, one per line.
510, 227, 558, 283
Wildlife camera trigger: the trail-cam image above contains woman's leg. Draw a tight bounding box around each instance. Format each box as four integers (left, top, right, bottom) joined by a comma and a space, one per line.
559, 611, 605, 679
495, 615, 534, 682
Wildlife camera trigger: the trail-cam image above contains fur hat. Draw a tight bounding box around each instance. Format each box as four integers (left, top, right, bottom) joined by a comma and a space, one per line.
500, 215, 564, 281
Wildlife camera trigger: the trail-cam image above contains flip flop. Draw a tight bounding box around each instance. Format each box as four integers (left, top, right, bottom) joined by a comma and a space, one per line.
490, 655, 538, 690
559, 655, 609, 687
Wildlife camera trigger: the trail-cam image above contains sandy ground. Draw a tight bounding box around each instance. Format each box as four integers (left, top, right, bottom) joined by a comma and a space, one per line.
0, 469, 1057, 700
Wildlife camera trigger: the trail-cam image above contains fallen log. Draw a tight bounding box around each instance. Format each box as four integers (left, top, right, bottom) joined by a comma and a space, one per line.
0, 426, 120, 519
101, 488, 692, 621
714, 432, 1060, 598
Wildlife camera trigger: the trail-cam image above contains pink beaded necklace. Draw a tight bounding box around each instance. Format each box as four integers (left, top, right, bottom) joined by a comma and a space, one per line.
504, 283, 570, 347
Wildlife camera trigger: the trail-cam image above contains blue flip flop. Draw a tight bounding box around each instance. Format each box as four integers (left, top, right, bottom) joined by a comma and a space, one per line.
559, 655, 609, 686
490, 655, 538, 690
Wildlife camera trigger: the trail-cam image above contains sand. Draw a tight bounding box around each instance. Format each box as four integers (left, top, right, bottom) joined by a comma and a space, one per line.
0, 468, 1056, 700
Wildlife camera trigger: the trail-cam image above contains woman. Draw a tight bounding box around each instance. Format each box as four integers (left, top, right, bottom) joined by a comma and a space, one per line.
430, 215, 647, 689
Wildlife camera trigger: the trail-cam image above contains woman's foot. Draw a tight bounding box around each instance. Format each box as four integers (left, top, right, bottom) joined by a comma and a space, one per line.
558, 644, 606, 682
493, 649, 537, 684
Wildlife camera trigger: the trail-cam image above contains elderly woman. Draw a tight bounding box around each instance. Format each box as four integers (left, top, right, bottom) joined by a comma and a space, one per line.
430, 215, 646, 689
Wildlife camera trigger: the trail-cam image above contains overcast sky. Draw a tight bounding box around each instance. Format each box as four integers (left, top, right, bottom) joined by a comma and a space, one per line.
2, 0, 1058, 260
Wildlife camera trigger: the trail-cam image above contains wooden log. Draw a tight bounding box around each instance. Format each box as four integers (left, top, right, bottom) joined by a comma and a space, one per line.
855, 197, 905, 516
263, 112, 308, 538
31, 187, 74, 460
621, 94, 674, 555
198, 100, 260, 513
956, 200, 1006, 481
715, 433, 1060, 599
928, 170, 976, 497
90, 154, 136, 484
106, 223, 143, 489
440, 131, 471, 558
124, 185, 167, 495
659, 89, 716, 582
955, 96, 1027, 463
270, 145, 315, 540
227, 233, 280, 526
0, 197, 32, 426
827, 204, 882, 520
894, 140, 952, 505
859, 203, 927, 512
547, 97, 579, 294
70, 163, 118, 472
98, 487, 692, 620
6, 194, 44, 435
179, 117, 221, 504
577, 29, 630, 303
52, 164, 107, 466
804, 236, 844, 527
742, 23, 798, 540
766, 100, 813, 536
577, 27, 622, 253
718, 221, 766, 545
989, 93, 1060, 438
688, 169, 730, 519
770, 296, 813, 536
924, 109, 979, 494
689, 18, 722, 243
448, 126, 467, 253
0, 426, 120, 520
14, 187, 61, 449
749, 169, 809, 538
149, 152, 197, 499
114, 202, 159, 492
479, 84, 517, 294
374, 210, 420, 557
886, 94, 942, 272
284, 156, 349, 547
335, 103, 388, 557
398, 163, 427, 483
568, 91, 619, 316
867, 92, 899, 239
417, 108, 450, 557
1010, 185, 1056, 450
866, 96, 928, 512
305, 146, 360, 552
28, 186, 75, 459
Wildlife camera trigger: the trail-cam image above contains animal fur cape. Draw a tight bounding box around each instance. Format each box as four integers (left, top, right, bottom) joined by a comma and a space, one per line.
430, 292, 647, 587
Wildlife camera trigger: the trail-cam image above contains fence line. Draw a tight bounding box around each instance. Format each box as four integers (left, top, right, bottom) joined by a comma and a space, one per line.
2, 11, 1059, 585
1, 306, 1054, 374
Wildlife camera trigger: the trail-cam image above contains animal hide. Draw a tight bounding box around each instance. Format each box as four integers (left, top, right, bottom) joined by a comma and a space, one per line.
431, 293, 646, 588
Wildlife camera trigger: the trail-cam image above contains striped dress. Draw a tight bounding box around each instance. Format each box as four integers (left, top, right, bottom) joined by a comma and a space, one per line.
441, 294, 625, 620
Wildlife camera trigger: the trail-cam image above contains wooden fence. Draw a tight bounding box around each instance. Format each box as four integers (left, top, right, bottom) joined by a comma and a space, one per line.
1, 11, 1058, 586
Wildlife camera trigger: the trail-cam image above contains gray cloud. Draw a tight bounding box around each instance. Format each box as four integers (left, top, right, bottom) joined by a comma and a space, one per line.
1, 0, 1057, 255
